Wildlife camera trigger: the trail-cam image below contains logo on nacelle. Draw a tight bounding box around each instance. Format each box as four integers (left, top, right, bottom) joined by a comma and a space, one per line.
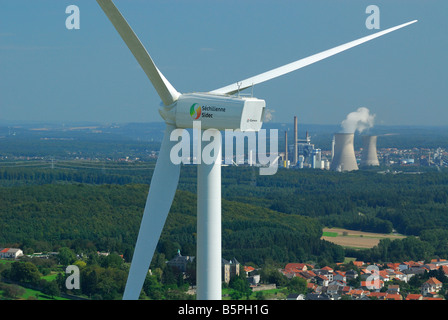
190, 103, 226, 120
190, 103, 201, 120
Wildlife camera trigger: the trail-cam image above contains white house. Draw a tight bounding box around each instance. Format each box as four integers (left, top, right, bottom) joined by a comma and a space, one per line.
421, 277, 443, 296
0, 248, 24, 259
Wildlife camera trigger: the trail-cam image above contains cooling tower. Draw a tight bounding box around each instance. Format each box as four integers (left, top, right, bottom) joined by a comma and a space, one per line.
330, 133, 358, 171
294, 116, 298, 166
360, 135, 379, 167
285, 131, 288, 162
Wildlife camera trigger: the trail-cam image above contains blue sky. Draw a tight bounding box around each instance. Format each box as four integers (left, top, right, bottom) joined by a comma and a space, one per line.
1, 0, 447, 127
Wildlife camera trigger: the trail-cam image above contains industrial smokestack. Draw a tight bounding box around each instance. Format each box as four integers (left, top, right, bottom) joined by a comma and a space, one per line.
330, 133, 358, 171
294, 116, 298, 166
360, 135, 379, 167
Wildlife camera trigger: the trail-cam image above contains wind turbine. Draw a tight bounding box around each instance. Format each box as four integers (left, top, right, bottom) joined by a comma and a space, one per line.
96, 0, 416, 300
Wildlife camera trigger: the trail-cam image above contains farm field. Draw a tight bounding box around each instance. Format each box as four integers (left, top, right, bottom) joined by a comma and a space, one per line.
321, 227, 407, 249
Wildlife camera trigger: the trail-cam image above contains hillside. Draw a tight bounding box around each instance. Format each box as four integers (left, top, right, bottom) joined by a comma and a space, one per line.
0, 181, 341, 266
1, 163, 448, 265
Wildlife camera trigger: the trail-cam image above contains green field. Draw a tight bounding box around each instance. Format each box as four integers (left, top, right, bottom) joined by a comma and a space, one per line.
322, 231, 338, 237
0, 283, 69, 300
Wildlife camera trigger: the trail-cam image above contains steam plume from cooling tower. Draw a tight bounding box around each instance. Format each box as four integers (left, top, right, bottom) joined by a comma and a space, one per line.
263, 108, 275, 122
341, 107, 375, 134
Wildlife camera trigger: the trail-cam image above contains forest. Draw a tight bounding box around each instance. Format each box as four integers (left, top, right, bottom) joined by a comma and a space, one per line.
1, 163, 448, 267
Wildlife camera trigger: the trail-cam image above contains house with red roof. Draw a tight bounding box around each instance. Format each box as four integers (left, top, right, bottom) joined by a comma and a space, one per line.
422, 263, 438, 272
295, 270, 316, 282
361, 279, 383, 291
385, 293, 402, 300
316, 274, 329, 287
333, 270, 346, 283
405, 293, 423, 300
430, 258, 448, 267
282, 263, 308, 279
244, 265, 255, 274
421, 277, 443, 296
284, 263, 308, 272
368, 292, 387, 300
307, 282, 318, 292
386, 263, 400, 271
0, 248, 23, 259
399, 261, 423, 271
441, 265, 448, 277
347, 289, 366, 299
378, 269, 390, 282
341, 286, 351, 295
321, 266, 334, 273
315, 267, 334, 282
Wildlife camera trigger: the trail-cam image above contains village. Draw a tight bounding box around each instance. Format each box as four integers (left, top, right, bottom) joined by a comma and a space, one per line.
276, 259, 448, 300
165, 249, 448, 300
1, 245, 448, 300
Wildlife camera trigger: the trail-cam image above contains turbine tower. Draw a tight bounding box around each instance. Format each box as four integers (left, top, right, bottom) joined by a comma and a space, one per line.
96, 0, 416, 300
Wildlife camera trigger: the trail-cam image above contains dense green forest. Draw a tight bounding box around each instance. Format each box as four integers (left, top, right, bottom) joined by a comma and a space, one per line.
0, 180, 340, 266
1, 163, 448, 266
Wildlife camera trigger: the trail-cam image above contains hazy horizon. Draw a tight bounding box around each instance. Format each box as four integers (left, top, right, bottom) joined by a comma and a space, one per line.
2, 118, 448, 130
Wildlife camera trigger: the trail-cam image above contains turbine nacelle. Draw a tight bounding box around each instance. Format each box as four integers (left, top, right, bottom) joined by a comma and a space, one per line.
159, 93, 265, 132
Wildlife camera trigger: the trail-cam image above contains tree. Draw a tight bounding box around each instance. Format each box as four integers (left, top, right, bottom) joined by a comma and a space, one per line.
9, 262, 41, 285
260, 266, 287, 287
41, 279, 60, 298
2, 283, 25, 299
100, 253, 124, 269
57, 247, 76, 266
81, 266, 99, 297
229, 274, 252, 300
287, 276, 307, 294
143, 273, 164, 300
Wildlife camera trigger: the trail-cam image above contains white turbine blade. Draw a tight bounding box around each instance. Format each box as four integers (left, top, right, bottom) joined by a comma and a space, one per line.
123, 124, 181, 300
210, 20, 417, 95
97, 0, 180, 105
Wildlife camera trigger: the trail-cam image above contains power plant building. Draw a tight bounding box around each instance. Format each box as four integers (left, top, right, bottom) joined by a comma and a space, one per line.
330, 133, 358, 171
282, 116, 380, 172
311, 148, 322, 169
282, 115, 331, 170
